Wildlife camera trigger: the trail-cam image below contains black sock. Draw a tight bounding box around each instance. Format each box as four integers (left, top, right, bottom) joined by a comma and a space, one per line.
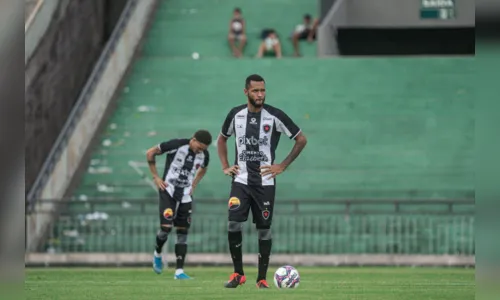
228, 231, 244, 275
257, 239, 272, 281
175, 244, 187, 269
155, 230, 169, 254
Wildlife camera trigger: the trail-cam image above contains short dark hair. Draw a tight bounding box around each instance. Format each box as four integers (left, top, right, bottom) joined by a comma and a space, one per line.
304, 14, 311, 20
245, 74, 265, 89
234, 7, 241, 13
194, 130, 212, 145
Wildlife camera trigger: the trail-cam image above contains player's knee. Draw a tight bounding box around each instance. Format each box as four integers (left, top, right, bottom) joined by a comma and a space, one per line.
157, 226, 172, 241
257, 228, 272, 240
176, 228, 188, 244
228, 221, 244, 232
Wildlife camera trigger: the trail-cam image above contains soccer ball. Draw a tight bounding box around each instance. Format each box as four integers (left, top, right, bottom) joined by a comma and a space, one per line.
273, 265, 300, 289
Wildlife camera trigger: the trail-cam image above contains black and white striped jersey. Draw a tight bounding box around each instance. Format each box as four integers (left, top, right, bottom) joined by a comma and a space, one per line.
220, 104, 301, 186
157, 138, 209, 203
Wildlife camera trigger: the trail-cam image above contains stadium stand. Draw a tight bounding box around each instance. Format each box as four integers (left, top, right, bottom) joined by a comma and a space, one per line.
42, 0, 474, 256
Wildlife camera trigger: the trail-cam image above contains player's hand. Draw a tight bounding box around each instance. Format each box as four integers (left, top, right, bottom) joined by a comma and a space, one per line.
223, 165, 240, 177
153, 176, 167, 191
260, 164, 285, 179
190, 185, 196, 195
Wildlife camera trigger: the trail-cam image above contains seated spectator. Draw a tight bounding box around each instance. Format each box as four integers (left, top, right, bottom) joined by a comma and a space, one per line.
256, 29, 282, 59
227, 8, 247, 58
291, 14, 319, 56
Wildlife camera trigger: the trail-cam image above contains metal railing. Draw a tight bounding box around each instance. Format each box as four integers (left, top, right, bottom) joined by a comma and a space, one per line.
30, 198, 475, 216
28, 198, 475, 255
25, 0, 44, 31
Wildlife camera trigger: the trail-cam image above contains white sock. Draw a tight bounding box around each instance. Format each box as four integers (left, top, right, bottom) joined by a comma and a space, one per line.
154, 251, 162, 258
175, 269, 184, 275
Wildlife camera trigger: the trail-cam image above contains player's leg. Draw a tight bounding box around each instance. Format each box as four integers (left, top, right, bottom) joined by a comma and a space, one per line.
172, 201, 192, 279
250, 185, 276, 288
224, 182, 251, 288
153, 191, 176, 274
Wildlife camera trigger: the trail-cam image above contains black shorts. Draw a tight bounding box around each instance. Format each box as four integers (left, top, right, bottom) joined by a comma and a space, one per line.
159, 191, 192, 228
228, 182, 276, 228
298, 29, 316, 40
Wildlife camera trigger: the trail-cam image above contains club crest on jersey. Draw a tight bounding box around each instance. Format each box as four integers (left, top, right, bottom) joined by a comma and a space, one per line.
228, 197, 241, 211
163, 208, 173, 220
195, 163, 201, 169
262, 209, 270, 220
263, 124, 271, 133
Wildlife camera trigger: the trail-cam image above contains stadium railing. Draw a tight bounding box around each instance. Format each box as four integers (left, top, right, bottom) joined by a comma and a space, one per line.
25, 198, 475, 267
25, 0, 44, 30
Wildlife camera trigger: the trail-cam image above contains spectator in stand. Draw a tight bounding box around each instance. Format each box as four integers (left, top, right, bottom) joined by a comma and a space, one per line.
291, 14, 319, 57
228, 8, 247, 58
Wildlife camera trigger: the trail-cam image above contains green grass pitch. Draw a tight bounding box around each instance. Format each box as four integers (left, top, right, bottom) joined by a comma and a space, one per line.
25, 267, 474, 300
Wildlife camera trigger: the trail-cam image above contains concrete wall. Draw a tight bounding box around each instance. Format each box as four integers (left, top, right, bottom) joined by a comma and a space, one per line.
344, 0, 474, 28
319, 0, 337, 22
25, 0, 106, 194
26, 0, 157, 252
25, 0, 132, 195
318, 0, 474, 56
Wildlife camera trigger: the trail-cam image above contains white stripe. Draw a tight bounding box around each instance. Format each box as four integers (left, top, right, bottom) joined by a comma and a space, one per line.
291, 129, 301, 140
164, 145, 190, 197
234, 108, 248, 185
226, 118, 235, 136
260, 109, 274, 186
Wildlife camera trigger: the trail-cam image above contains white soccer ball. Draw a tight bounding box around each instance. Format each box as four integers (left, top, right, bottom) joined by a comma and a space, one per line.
192, 52, 200, 60
273, 265, 300, 289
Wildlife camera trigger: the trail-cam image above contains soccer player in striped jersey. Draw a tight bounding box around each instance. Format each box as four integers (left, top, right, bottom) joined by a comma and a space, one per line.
217, 74, 307, 288
146, 130, 212, 279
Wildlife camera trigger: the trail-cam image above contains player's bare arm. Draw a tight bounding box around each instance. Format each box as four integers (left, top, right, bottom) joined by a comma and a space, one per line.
260, 132, 307, 178
217, 134, 240, 176
146, 146, 167, 190
190, 166, 208, 195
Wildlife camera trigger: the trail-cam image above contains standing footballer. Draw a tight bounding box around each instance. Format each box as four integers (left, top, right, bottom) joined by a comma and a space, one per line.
217, 74, 307, 288
146, 130, 212, 279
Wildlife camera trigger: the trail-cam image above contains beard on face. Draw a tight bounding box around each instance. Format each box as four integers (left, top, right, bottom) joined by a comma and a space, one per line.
248, 95, 265, 108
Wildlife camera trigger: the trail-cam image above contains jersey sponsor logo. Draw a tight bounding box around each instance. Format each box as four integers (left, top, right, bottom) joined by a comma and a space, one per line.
168, 177, 191, 188
171, 167, 193, 177
263, 116, 273, 121
236, 115, 245, 119
238, 135, 269, 146
249, 117, 257, 125
228, 197, 241, 210
262, 209, 270, 220
239, 150, 269, 162
263, 124, 271, 133
163, 208, 173, 220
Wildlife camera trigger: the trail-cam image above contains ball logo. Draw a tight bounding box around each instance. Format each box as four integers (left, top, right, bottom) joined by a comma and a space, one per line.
228, 197, 240, 211
262, 209, 270, 220
163, 208, 173, 220
263, 124, 271, 133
